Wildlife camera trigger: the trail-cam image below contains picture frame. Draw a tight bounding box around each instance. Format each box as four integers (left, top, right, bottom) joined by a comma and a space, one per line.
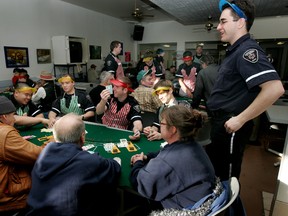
36, 49, 51, 64
89, 45, 101, 59
4, 46, 29, 68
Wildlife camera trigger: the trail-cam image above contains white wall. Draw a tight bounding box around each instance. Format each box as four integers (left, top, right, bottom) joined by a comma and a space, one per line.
1, 0, 288, 83
0, 0, 135, 82
140, 16, 288, 44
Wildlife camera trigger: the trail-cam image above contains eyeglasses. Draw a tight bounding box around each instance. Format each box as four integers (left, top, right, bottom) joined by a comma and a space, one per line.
218, 19, 239, 25
160, 122, 168, 126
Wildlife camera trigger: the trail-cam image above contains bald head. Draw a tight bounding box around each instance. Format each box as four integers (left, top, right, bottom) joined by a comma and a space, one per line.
53, 113, 85, 144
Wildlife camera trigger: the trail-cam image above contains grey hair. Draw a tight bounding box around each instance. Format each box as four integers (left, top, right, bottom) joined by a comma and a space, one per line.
53, 113, 85, 143
100, 71, 113, 83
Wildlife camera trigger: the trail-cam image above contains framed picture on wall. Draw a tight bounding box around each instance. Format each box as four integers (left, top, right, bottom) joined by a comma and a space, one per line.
4, 46, 30, 68
89, 45, 101, 59
36, 49, 51, 64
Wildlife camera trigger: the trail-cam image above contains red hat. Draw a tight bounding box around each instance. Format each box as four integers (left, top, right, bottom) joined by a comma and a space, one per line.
39, 71, 55, 80
110, 79, 134, 92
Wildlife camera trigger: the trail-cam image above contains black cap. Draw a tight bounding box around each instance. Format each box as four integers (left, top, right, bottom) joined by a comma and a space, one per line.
0, 96, 16, 115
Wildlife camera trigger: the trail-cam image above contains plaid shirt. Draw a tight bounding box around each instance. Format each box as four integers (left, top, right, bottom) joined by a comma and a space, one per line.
131, 85, 162, 113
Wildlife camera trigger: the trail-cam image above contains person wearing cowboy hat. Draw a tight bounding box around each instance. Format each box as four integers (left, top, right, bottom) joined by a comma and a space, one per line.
96, 76, 142, 140
32, 71, 61, 116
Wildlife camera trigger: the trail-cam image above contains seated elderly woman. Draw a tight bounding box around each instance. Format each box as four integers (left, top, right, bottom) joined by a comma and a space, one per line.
130, 105, 219, 213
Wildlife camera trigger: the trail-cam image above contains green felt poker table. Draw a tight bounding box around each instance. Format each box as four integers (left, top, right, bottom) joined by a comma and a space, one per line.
19, 122, 162, 188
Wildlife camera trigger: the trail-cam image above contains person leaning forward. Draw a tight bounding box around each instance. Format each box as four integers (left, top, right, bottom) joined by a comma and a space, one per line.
26, 113, 121, 216
0, 96, 44, 215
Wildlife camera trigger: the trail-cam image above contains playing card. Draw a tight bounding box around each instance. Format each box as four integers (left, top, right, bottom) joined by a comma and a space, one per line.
106, 85, 113, 94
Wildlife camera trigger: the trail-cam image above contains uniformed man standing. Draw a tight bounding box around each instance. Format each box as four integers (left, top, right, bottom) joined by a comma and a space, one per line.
206, 0, 284, 181
102, 40, 124, 79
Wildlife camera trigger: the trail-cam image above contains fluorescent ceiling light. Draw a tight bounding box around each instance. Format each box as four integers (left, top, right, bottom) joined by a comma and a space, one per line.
163, 44, 170, 47
277, 41, 285, 45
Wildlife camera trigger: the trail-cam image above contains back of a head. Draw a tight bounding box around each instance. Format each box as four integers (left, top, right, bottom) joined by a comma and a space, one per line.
156, 48, 164, 55
100, 71, 113, 83
161, 106, 204, 140
201, 54, 215, 66
53, 113, 85, 143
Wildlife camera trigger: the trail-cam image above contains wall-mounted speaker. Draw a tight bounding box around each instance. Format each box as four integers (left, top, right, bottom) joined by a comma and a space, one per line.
133, 25, 144, 41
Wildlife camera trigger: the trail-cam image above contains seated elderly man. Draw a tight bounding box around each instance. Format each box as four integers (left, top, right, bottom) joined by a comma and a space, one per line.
26, 113, 121, 215
96, 77, 142, 140
89, 71, 115, 123
9, 82, 48, 127
0, 96, 44, 215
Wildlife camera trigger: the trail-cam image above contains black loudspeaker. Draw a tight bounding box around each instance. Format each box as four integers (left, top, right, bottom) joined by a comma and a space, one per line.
133, 25, 144, 41
69, 41, 83, 63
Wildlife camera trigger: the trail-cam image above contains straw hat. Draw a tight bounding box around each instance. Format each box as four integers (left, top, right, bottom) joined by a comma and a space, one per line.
39, 71, 55, 80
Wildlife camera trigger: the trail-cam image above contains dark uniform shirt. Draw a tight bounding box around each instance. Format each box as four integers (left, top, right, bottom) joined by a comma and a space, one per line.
10, 95, 42, 117
89, 85, 106, 106
207, 34, 281, 115
51, 89, 95, 116
102, 52, 118, 74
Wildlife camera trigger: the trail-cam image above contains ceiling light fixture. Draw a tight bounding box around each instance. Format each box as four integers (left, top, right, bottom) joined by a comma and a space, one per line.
163, 44, 170, 47
277, 41, 285, 45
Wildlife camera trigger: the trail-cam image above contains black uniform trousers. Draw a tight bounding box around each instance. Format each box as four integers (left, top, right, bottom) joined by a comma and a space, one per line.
206, 111, 253, 181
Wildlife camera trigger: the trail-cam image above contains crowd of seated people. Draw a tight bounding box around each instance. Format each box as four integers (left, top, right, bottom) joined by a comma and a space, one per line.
0, 48, 224, 216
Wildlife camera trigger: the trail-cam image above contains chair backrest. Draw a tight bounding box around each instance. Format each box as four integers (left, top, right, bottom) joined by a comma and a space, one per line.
210, 177, 240, 216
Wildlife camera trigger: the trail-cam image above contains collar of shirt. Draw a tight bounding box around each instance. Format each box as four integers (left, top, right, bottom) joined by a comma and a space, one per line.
227, 33, 250, 54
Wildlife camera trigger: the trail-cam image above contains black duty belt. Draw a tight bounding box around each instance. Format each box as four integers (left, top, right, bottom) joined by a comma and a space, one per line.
210, 110, 234, 118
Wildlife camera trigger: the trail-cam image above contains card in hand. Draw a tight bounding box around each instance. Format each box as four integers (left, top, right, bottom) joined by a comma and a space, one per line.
106, 85, 113, 94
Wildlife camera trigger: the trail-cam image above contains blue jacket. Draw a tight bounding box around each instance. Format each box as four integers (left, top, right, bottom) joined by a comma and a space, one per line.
27, 142, 121, 216
130, 140, 215, 209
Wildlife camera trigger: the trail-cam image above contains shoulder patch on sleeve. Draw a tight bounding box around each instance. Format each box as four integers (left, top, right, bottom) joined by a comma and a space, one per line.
133, 105, 141, 113
107, 60, 112, 66
243, 49, 258, 63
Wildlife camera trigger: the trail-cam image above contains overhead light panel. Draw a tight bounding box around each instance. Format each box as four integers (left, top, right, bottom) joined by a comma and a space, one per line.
277, 41, 285, 45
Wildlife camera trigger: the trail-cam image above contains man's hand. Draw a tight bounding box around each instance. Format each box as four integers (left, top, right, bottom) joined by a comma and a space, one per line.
129, 130, 141, 141
146, 130, 162, 141
224, 116, 245, 134
100, 89, 111, 101
130, 152, 146, 166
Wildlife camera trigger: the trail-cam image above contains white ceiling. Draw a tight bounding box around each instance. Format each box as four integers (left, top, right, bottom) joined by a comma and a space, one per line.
61, 0, 288, 25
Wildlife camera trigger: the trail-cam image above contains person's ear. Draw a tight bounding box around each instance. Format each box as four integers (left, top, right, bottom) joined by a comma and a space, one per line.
80, 131, 85, 146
